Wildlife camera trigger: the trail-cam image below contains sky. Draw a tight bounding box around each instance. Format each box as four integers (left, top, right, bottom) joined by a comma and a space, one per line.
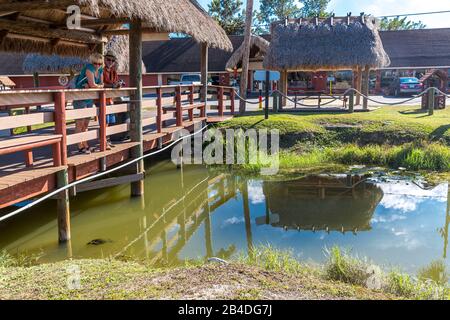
198, 0, 450, 29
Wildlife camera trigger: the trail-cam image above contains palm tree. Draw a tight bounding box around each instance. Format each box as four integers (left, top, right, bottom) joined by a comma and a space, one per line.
239, 0, 254, 115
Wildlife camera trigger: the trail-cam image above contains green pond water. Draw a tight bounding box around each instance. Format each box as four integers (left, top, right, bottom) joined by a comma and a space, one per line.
0, 160, 449, 275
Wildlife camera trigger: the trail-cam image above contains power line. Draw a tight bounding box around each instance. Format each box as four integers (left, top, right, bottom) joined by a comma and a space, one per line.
250, 9, 450, 28
378, 10, 450, 19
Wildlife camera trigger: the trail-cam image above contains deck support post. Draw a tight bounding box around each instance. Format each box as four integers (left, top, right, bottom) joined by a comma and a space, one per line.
362, 65, 370, 110
57, 168, 71, 243
129, 19, 144, 197
200, 43, 209, 113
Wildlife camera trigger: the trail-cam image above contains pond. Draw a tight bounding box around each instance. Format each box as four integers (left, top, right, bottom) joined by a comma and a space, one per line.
0, 160, 448, 275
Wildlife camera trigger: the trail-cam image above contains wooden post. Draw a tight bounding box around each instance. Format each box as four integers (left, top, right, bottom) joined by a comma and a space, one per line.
230, 88, 235, 115
33, 72, 41, 110
98, 91, 107, 152
273, 90, 278, 112
362, 65, 370, 110
129, 19, 144, 197
54, 92, 67, 165
355, 66, 362, 105
156, 87, 162, 133
200, 43, 209, 111
348, 90, 354, 113
53, 91, 70, 242
428, 87, 435, 116
242, 181, 253, 256
57, 168, 71, 242
175, 86, 183, 126
239, 0, 254, 115
218, 86, 224, 117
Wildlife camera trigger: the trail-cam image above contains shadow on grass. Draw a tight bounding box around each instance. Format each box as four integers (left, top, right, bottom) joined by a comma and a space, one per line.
430, 124, 450, 140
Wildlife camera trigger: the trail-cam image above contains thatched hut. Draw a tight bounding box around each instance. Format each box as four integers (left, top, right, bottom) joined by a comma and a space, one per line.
0, 0, 232, 57
261, 175, 384, 233
226, 35, 269, 71
264, 14, 390, 108
22, 36, 146, 77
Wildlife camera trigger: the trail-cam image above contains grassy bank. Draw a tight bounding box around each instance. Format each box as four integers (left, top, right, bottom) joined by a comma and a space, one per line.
1, 247, 448, 300
217, 106, 450, 173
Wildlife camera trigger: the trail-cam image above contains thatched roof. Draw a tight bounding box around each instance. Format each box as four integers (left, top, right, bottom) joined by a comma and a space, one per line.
0, 76, 15, 87
262, 176, 383, 232
0, 0, 232, 58
225, 35, 269, 70
22, 36, 146, 74
264, 15, 390, 71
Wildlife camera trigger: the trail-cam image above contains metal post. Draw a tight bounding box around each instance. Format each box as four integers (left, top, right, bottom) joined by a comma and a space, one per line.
273, 90, 278, 113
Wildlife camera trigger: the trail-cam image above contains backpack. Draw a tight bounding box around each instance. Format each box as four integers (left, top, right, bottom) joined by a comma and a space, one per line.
67, 74, 87, 89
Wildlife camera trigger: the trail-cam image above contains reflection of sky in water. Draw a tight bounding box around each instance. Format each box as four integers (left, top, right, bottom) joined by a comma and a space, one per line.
180, 179, 449, 274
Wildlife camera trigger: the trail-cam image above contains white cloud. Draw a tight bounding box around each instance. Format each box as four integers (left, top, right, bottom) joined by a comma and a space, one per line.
378, 181, 447, 213
221, 216, 245, 228
247, 180, 265, 204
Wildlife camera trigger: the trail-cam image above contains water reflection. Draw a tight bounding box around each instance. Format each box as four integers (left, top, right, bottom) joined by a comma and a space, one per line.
260, 175, 383, 234
0, 162, 449, 274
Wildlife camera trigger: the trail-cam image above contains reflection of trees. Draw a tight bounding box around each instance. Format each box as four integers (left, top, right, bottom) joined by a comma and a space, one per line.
260, 175, 384, 234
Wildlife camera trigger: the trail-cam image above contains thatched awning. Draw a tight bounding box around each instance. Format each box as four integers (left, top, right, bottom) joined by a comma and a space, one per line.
225, 35, 269, 71
0, 0, 232, 58
264, 15, 390, 71
22, 36, 146, 74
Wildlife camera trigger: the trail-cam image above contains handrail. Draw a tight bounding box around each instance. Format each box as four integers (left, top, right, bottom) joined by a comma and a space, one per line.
0, 84, 235, 171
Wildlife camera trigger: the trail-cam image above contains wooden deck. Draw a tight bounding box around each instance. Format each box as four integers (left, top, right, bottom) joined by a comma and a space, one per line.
0, 85, 235, 209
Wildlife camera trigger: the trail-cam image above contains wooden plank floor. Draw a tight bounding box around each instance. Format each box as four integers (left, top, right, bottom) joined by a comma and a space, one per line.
0, 115, 221, 209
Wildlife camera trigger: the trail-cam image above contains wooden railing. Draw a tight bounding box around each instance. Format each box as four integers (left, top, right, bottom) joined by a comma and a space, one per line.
208, 85, 235, 117
0, 84, 234, 171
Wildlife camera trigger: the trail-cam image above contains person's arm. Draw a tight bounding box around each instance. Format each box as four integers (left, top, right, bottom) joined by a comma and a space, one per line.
86, 69, 103, 88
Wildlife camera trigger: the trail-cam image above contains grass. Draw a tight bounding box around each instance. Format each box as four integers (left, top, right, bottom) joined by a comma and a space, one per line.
1, 247, 449, 300
216, 106, 450, 173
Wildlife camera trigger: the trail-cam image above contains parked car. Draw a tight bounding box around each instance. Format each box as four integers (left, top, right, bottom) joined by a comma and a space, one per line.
169, 73, 202, 86
388, 77, 423, 96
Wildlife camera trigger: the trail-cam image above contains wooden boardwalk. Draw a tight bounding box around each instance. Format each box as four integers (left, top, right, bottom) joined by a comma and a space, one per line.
0, 84, 235, 210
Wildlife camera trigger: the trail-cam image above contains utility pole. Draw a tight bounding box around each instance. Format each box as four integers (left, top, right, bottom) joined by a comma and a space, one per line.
239, 0, 254, 115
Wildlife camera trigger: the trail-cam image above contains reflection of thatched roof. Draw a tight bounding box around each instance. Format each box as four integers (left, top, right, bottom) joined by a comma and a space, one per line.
264, 16, 390, 71
263, 176, 384, 232
0, 0, 232, 57
225, 35, 269, 70
22, 36, 146, 74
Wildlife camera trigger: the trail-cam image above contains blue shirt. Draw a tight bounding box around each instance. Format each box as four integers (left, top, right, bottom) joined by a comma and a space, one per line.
76, 64, 103, 89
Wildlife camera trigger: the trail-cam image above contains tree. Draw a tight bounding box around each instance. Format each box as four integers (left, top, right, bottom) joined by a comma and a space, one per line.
255, 0, 301, 34
239, 0, 254, 115
300, 0, 331, 17
208, 0, 246, 35
254, 0, 331, 34
379, 16, 426, 31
